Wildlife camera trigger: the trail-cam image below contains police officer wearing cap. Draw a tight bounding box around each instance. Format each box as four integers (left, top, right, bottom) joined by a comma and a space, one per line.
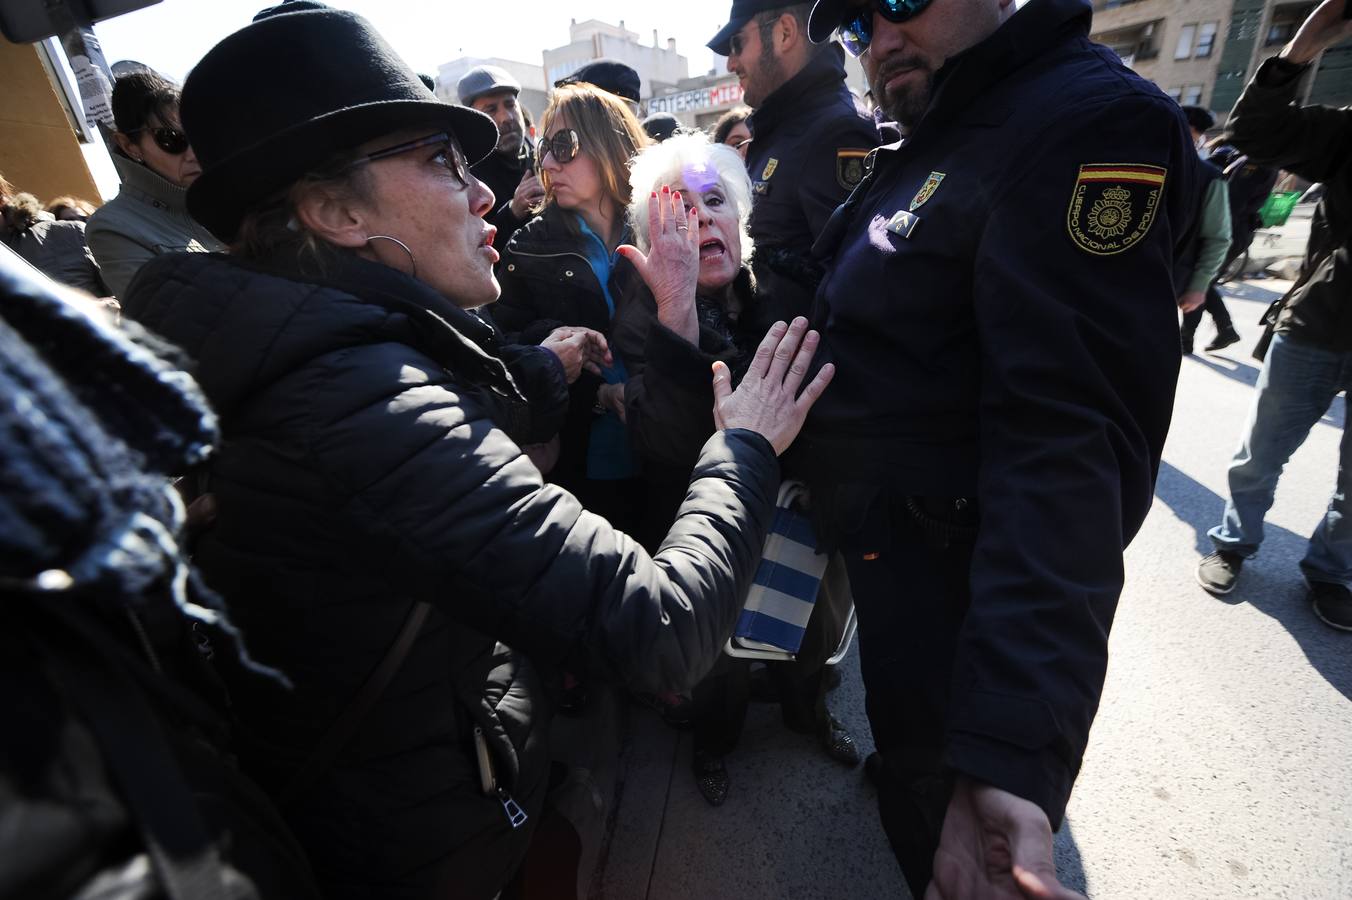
708, 1, 879, 328
458, 65, 539, 254
792, 0, 1199, 895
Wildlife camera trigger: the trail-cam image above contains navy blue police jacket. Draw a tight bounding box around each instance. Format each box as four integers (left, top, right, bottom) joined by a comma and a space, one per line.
794, 0, 1197, 826
743, 44, 879, 327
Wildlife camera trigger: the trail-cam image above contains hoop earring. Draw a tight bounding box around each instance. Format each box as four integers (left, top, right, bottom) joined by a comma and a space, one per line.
365, 234, 417, 279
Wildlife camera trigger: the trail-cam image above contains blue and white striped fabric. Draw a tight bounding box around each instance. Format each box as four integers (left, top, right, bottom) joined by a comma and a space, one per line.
733, 481, 828, 655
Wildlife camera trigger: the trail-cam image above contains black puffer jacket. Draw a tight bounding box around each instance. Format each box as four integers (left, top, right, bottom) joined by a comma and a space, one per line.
122, 249, 779, 900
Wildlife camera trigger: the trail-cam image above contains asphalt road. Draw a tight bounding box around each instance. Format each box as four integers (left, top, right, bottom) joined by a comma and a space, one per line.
592, 277, 1352, 900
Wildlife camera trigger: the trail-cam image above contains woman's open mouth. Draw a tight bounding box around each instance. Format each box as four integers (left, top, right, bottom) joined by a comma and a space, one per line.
699, 238, 726, 260
480, 227, 499, 263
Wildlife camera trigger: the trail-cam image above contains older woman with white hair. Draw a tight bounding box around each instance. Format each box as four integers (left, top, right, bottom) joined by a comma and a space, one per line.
616, 132, 859, 808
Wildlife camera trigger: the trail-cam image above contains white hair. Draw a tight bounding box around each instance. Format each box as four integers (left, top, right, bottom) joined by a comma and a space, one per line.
626, 131, 754, 264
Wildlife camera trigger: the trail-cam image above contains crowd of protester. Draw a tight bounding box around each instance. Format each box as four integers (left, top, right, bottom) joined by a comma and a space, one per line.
5, 0, 1352, 898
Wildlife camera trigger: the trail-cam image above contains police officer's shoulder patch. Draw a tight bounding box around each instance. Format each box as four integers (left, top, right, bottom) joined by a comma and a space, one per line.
837, 149, 869, 190
1066, 163, 1167, 256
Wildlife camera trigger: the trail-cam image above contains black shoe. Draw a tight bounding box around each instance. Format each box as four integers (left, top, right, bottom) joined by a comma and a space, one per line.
819, 714, 860, 767
1181, 330, 1195, 356
634, 691, 694, 730
1310, 581, 1352, 632
692, 751, 730, 806
1205, 327, 1241, 352
1196, 550, 1244, 595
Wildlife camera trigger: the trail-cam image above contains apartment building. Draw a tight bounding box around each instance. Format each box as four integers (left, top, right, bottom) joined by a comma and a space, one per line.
1089, 0, 1352, 118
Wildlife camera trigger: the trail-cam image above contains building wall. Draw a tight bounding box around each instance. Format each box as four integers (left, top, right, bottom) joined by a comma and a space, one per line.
542, 19, 689, 101
1090, 0, 1350, 119
0, 39, 101, 204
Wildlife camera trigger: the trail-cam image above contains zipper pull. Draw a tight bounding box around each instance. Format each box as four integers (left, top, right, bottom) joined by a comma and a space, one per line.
497, 787, 528, 829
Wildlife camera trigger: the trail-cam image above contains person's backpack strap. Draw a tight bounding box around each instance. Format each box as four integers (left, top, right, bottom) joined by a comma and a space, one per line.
36, 621, 232, 900
281, 600, 432, 805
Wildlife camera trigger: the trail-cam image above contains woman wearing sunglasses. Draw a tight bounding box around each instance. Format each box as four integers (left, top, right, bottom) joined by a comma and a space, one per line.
492, 85, 660, 542
85, 69, 222, 297
118, 5, 831, 898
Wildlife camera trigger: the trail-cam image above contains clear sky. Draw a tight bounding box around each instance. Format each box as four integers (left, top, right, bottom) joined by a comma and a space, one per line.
92, 0, 737, 87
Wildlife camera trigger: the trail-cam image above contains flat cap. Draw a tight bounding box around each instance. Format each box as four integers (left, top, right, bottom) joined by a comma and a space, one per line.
457, 65, 521, 106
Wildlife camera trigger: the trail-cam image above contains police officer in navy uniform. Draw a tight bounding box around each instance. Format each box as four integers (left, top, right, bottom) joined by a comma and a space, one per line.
709, 1, 880, 328
794, 0, 1199, 895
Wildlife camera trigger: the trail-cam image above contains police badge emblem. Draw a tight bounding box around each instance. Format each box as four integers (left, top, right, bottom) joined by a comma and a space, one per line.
1066, 164, 1167, 256
909, 172, 945, 211
837, 149, 869, 189
762, 158, 780, 180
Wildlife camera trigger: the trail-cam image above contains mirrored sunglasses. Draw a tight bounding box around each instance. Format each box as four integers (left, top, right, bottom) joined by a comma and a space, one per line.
133, 126, 190, 155
536, 129, 580, 167
838, 0, 936, 57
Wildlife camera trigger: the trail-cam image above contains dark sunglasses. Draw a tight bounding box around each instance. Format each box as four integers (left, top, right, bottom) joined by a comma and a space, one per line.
131, 126, 189, 155
343, 132, 470, 188
837, 0, 936, 57
536, 129, 580, 168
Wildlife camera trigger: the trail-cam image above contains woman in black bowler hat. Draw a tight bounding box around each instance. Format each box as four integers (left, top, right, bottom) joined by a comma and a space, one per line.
118, 3, 833, 898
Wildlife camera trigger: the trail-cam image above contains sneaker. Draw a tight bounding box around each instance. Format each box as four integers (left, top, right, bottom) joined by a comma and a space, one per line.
1196, 551, 1244, 594
1205, 327, 1241, 352
1309, 581, 1352, 632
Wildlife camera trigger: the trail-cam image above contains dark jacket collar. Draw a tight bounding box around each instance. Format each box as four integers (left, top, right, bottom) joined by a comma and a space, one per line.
474, 137, 534, 178
749, 43, 853, 139
924, 0, 1091, 125
506, 203, 633, 258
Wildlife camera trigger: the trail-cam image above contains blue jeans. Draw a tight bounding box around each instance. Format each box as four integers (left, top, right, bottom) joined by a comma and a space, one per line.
1210, 333, 1352, 585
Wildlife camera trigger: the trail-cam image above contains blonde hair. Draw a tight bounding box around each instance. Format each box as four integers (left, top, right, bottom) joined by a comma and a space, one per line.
627, 131, 754, 263
537, 84, 649, 213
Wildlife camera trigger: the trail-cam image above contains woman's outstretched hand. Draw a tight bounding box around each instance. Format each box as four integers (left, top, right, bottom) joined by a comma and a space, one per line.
618, 185, 700, 344
713, 317, 835, 456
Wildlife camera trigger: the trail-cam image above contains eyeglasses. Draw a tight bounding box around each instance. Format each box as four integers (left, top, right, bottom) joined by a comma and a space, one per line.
837, 0, 936, 57
130, 126, 190, 155
536, 129, 580, 167
343, 132, 470, 188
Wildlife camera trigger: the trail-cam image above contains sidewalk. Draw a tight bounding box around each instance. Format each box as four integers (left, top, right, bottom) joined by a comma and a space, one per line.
587, 650, 907, 900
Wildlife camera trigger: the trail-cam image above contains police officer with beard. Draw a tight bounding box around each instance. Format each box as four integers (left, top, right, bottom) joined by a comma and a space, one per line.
708, 1, 879, 327
793, 0, 1200, 896
457, 66, 541, 254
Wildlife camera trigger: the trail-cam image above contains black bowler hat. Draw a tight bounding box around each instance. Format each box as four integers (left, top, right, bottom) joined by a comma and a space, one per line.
554, 59, 641, 104
182, 1, 497, 242
708, 0, 799, 55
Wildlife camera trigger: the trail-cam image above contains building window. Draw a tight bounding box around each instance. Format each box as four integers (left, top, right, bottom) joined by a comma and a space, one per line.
1195, 21, 1218, 57
1174, 23, 1197, 60
1182, 84, 1204, 105
1166, 86, 1184, 101
1266, 22, 1297, 46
